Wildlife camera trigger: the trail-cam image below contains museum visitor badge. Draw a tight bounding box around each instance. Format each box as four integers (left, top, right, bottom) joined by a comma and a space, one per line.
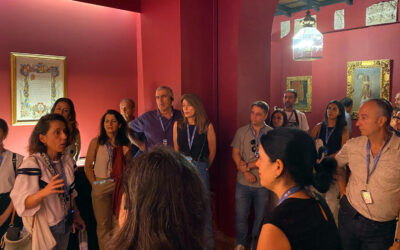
361, 190, 373, 204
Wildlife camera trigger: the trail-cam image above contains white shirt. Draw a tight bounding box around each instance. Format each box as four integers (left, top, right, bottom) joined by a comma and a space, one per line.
10, 153, 76, 227
0, 149, 24, 194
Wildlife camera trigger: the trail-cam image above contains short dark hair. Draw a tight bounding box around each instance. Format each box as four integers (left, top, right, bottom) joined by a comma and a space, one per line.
260, 128, 337, 193
340, 97, 353, 108
29, 114, 69, 154
284, 89, 298, 99
269, 109, 288, 128
109, 147, 207, 250
251, 101, 269, 114
0, 118, 9, 138
363, 98, 393, 127
98, 110, 130, 146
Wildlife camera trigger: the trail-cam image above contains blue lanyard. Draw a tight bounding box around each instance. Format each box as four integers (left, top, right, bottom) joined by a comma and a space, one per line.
365, 133, 392, 184
186, 124, 197, 150
278, 185, 303, 206
106, 142, 114, 163
325, 126, 335, 144
158, 111, 174, 136
0, 149, 4, 166
47, 155, 69, 197
249, 123, 266, 145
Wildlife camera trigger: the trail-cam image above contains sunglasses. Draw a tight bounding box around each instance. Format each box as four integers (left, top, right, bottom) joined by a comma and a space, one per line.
393, 116, 400, 120
250, 139, 259, 158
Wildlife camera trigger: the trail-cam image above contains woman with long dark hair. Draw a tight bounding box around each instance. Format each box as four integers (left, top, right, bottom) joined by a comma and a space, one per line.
10, 114, 85, 250
310, 100, 349, 221
256, 128, 341, 250
51, 98, 81, 163
269, 109, 288, 128
173, 93, 216, 249
110, 147, 207, 250
84, 110, 130, 250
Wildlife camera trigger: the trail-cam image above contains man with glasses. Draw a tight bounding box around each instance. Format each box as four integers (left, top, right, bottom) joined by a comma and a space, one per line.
231, 101, 272, 250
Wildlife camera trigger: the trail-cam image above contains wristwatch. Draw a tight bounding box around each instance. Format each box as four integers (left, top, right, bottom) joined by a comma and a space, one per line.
246, 163, 250, 172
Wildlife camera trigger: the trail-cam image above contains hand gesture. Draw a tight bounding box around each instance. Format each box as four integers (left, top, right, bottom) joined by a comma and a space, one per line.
244, 172, 257, 183
41, 174, 64, 198
72, 213, 86, 233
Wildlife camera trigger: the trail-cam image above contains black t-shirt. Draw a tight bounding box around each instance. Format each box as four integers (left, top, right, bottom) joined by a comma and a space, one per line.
262, 198, 342, 250
318, 123, 343, 155
177, 124, 209, 162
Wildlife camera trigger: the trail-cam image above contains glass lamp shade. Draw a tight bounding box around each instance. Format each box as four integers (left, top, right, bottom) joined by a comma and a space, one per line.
293, 27, 323, 61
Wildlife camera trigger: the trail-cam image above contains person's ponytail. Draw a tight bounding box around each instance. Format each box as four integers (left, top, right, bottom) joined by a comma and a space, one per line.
312, 157, 337, 193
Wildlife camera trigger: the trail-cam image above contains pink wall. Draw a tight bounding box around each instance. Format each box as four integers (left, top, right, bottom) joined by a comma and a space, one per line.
0, 0, 138, 156
270, 0, 400, 134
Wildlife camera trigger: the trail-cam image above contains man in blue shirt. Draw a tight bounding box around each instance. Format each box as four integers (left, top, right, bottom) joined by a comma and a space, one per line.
129, 86, 181, 151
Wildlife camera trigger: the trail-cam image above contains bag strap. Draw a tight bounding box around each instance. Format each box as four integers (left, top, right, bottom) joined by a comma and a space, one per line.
12, 153, 16, 174
9, 208, 16, 226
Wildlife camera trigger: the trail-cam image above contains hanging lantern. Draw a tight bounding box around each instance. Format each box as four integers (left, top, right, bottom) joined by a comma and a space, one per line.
293, 10, 323, 61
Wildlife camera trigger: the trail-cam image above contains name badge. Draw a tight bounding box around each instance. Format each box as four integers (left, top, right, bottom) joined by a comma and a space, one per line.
186, 156, 192, 162
162, 139, 168, 146
361, 190, 373, 204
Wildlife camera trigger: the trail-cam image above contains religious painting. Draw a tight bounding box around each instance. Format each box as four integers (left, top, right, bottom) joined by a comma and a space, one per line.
286, 76, 312, 112
11, 52, 66, 125
346, 59, 391, 119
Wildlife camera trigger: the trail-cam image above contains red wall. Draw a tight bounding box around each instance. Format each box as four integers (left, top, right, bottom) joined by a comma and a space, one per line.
0, 0, 138, 156
270, 0, 400, 134
138, 0, 181, 113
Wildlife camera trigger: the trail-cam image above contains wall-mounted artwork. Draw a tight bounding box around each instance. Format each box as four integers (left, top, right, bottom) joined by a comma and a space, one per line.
11, 52, 66, 125
346, 59, 391, 119
366, 0, 398, 26
286, 76, 312, 112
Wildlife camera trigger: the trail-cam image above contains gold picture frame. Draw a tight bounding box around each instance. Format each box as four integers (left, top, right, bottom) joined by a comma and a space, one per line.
286, 76, 312, 112
11, 52, 67, 125
346, 59, 391, 119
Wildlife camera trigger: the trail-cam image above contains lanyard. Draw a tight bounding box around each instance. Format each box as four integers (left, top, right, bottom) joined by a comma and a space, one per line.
187, 124, 197, 150
47, 155, 69, 197
365, 133, 392, 184
325, 126, 335, 144
0, 149, 4, 166
249, 123, 266, 145
287, 110, 295, 121
158, 111, 174, 136
278, 185, 303, 206
106, 141, 114, 163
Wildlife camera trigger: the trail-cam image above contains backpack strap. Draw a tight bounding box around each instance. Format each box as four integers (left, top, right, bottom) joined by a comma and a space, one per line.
12, 153, 17, 175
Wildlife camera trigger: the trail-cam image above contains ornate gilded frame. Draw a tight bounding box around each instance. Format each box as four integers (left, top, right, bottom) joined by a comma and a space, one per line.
286, 76, 312, 112
11, 52, 67, 125
346, 59, 391, 119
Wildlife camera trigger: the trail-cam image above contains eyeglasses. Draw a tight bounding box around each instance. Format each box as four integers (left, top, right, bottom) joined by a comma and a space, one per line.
250, 139, 259, 158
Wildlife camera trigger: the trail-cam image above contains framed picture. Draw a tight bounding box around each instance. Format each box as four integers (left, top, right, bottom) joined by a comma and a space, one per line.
346, 59, 391, 119
11, 52, 66, 125
286, 76, 312, 112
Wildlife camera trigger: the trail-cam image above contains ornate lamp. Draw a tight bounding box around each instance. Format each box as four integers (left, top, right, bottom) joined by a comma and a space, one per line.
293, 10, 323, 61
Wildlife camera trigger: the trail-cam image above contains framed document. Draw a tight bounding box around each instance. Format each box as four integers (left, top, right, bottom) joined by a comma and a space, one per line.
11, 52, 66, 125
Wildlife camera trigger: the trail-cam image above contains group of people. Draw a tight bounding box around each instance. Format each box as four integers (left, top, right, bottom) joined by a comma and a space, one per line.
0, 86, 400, 250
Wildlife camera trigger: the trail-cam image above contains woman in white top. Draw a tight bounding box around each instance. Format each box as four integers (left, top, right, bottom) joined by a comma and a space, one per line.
0, 118, 24, 239
51, 98, 81, 163
10, 114, 85, 250
84, 110, 130, 250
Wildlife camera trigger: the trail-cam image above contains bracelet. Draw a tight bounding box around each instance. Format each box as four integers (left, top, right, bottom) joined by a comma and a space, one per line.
395, 238, 400, 244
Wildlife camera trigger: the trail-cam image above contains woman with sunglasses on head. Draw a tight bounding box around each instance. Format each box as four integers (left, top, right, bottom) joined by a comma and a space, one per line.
0, 118, 24, 240
51, 98, 81, 163
84, 110, 130, 250
173, 93, 216, 250
256, 128, 341, 250
10, 114, 85, 250
269, 109, 288, 128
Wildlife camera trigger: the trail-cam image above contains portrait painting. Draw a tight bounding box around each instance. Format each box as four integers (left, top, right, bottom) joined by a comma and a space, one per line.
286, 76, 312, 112
11, 52, 66, 125
346, 59, 391, 119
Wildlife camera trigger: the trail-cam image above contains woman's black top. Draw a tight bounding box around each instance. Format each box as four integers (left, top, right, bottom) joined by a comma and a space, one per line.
318, 122, 342, 155
262, 197, 342, 250
177, 124, 209, 163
